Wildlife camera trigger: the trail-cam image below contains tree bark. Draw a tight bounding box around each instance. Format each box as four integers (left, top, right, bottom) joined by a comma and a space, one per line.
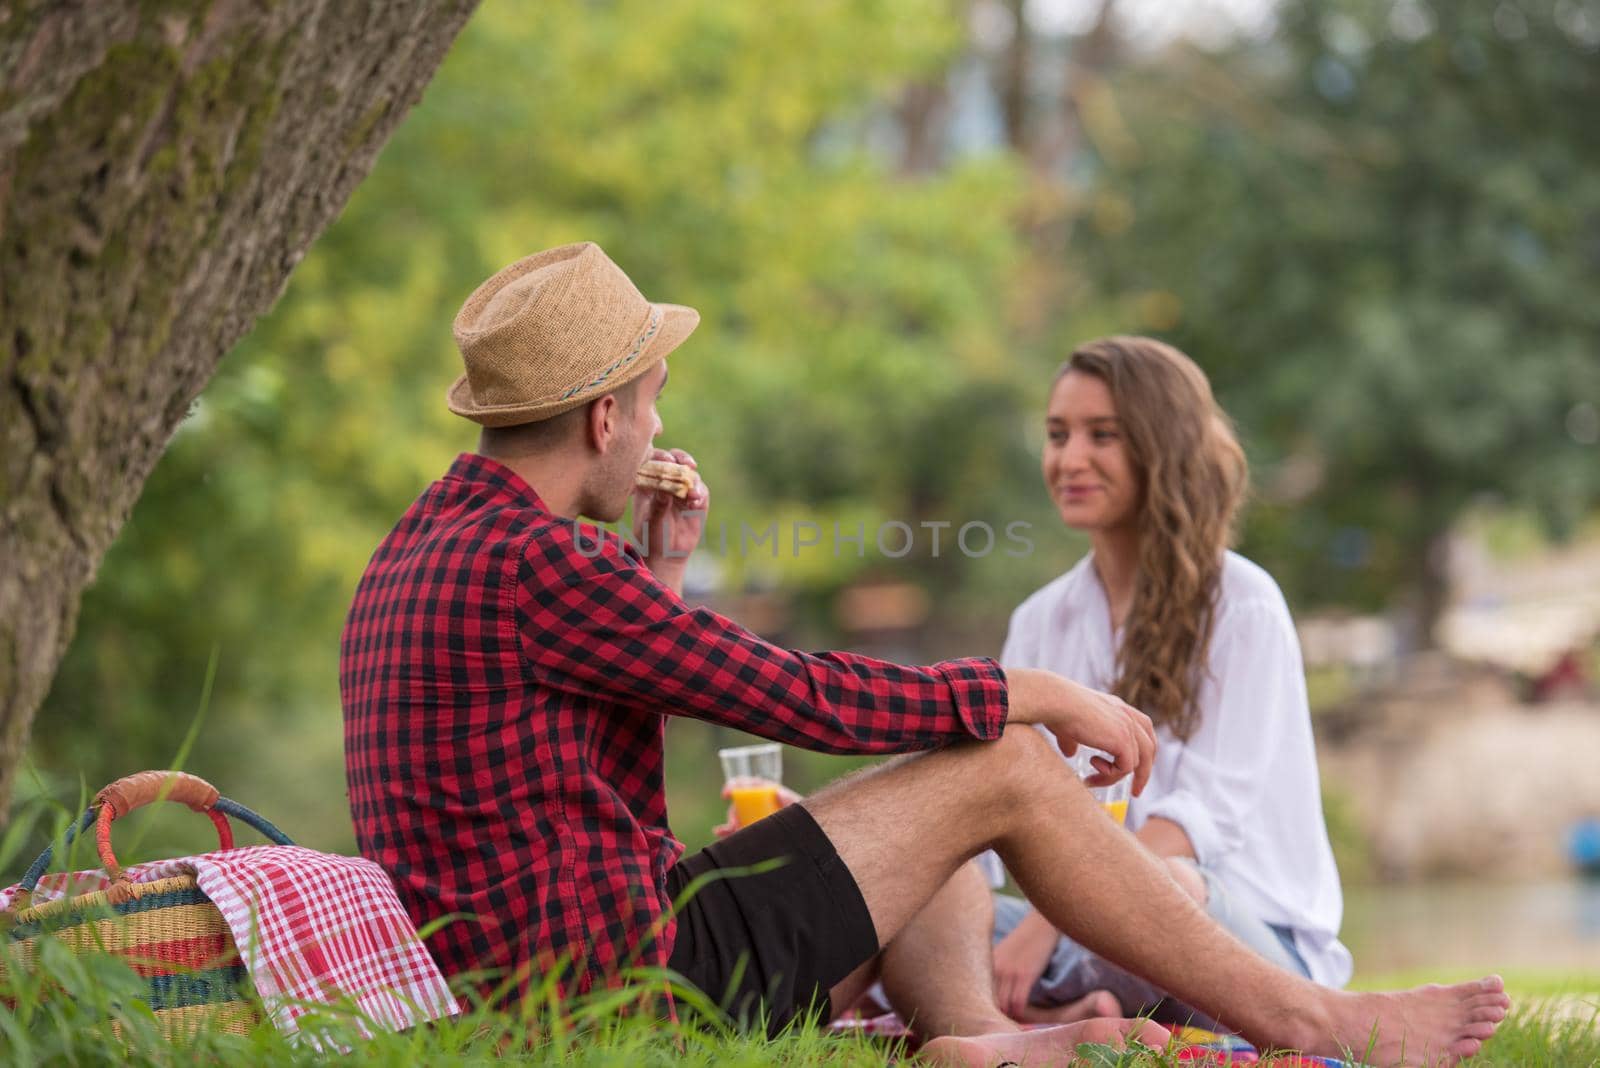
997, 0, 1030, 152
1034, 0, 1118, 176
1411, 528, 1454, 653
0, 0, 478, 815
895, 78, 949, 177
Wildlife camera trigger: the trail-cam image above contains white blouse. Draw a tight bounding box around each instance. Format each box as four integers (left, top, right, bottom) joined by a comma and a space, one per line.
992, 552, 1353, 987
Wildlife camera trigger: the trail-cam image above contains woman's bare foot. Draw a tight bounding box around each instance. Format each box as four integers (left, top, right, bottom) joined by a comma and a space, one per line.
1014, 990, 1122, 1026
920, 1017, 1173, 1067
1295, 976, 1511, 1066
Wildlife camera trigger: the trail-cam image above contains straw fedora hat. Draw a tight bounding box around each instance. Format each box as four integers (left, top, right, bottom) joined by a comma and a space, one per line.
448, 242, 700, 426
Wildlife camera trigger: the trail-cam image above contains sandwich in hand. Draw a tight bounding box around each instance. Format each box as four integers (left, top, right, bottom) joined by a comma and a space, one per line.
636, 459, 696, 499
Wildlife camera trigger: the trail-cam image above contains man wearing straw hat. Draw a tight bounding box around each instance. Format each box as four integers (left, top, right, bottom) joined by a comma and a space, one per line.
341, 242, 1507, 1065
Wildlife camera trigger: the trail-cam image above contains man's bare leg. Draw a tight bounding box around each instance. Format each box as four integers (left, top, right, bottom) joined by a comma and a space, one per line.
821, 866, 1004, 1027
827, 859, 1170, 1065
1015, 854, 1204, 1026
891, 864, 1126, 1031
801, 729, 1508, 1066
1002, 855, 1206, 1027
878, 861, 1009, 1036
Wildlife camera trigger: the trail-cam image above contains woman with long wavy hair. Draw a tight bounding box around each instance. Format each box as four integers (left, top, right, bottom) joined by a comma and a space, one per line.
986, 336, 1351, 1026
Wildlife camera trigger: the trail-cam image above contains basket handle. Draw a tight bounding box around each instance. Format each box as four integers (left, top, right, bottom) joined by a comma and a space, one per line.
9, 770, 294, 910
93, 771, 233, 885
97, 769, 220, 815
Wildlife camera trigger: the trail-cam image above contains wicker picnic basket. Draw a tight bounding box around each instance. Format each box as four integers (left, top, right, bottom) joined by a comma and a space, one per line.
2, 770, 294, 1038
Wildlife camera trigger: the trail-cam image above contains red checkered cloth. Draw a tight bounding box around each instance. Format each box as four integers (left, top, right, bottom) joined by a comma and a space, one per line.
1, 845, 460, 1039
828, 1010, 924, 1048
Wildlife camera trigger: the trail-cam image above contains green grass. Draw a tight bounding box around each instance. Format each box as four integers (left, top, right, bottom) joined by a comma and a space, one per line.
1469, 998, 1600, 1068
0, 932, 902, 1066
4, 763, 1595, 1065
1, 931, 1595, 1068
3, 839, 1595, 1065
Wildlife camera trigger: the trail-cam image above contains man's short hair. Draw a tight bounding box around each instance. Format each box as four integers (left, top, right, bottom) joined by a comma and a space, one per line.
479, 374, 644, 456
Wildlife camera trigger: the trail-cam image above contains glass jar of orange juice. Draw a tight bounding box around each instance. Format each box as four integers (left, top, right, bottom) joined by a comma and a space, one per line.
1072, 746, 1131, 826
718, 743, 784, 827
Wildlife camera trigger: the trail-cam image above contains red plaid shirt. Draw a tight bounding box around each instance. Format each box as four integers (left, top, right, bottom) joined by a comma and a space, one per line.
340, 454, 1009, 997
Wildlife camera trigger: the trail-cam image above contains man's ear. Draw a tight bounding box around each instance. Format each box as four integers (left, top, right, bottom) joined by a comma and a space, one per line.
586, 393, 620, 453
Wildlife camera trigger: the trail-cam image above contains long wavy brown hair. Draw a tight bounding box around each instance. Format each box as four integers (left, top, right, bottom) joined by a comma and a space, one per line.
1058, 337, 1248, 741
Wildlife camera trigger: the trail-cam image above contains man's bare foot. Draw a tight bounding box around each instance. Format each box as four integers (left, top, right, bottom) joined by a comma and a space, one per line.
920, 1017, 1173, 1067
1014, 990, 1122, 1026
1296, 975, 1511, 1066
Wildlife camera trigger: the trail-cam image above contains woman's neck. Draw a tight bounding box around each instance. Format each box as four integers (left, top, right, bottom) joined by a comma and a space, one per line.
1089, 526, 1139, 633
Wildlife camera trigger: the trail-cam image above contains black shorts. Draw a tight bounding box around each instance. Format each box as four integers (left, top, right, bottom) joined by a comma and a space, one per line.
665, 803, 878, 1036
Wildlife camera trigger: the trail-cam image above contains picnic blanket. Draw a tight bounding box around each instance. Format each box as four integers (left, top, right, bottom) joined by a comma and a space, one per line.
827, 1015, 1358, 1066
1168, 1028, 1354, 1065
1, 844, 460, 1040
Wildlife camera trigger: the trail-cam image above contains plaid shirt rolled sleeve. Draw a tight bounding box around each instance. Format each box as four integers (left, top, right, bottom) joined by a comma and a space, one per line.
342, 454, 1008, 1003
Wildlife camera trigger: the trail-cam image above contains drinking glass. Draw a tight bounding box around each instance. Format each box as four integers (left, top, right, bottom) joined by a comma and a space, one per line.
718, 743, 784, 827
1072, 746, 1131, 826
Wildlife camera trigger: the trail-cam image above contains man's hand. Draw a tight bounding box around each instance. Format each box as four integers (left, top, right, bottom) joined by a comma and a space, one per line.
1004, 667, 1157, 796
712, 777, 802, 838
992, 908, 1059, 1018
633, 447, 708, 593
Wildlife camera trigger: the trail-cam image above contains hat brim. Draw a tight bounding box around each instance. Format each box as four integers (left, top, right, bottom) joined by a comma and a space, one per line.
447, 303, 700, 427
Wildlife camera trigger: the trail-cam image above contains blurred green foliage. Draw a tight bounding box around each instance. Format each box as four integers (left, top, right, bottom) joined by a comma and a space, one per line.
16, 0, 1600, 863
1078, 0, 1600, 625
25, 0, 1053, 857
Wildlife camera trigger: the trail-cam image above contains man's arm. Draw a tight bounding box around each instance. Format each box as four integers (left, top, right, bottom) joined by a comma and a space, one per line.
520, 522, 1007, 753
522, 509, 1156, 772
1004, 667, 1156, 798
621, 451, 1155, 774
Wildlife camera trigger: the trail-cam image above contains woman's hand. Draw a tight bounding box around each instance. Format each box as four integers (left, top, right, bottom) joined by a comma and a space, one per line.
632, 447, 708, 593
992, 908, 1060, 1018
1005, 668, 1156, 795
712, 778, 803, 839
1136, 816, 1197, 861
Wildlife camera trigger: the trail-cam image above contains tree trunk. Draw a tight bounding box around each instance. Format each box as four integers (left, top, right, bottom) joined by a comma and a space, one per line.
997, 0, 1030, 152
895, 78, 949, 177
0, 0, 478, 815
1411, 528, 1454, 653
1034, 0, 1118, 176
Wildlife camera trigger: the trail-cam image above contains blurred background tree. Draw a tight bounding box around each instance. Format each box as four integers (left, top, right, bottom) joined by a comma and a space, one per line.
14, 0, 1600, 862
1074, 0, 1600, 644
